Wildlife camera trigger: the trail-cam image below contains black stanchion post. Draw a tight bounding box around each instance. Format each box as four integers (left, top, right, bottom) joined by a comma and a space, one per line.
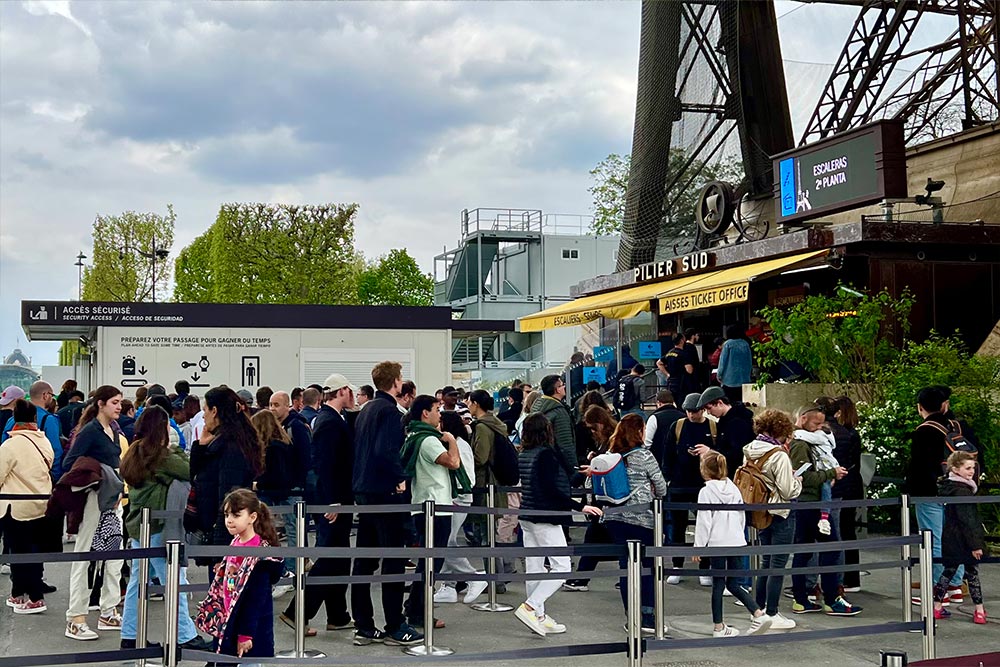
901, 494, 912, 624
919, 529, 935, 660
652, 497, 665, 641
405, 500, 454, 656
472, 484, 513, 613
748, 525, 760, 597
137, 507, 151, 667
277, 501, 325, 659
164, 540, 181, 667
626, 540, 642, 667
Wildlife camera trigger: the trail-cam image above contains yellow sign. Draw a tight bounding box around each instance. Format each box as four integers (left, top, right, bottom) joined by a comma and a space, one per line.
659, 282, 750, 314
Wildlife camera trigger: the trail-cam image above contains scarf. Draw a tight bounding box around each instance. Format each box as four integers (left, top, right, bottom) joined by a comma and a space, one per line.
401, 421, 472, 498
11, 423, 38, 431
948, 471, 978, 494
755, 433, 783, 447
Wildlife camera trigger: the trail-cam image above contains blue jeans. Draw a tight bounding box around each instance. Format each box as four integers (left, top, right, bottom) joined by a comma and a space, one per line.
121, 533, 197, 643
915, 502, 964, 587
622, 408, 647, 421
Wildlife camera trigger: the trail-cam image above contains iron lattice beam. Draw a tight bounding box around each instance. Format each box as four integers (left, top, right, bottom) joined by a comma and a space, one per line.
800, 0, 999, 145
800, 0, 929, 143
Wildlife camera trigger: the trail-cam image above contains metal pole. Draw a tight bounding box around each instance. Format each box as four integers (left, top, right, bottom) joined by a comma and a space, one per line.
901, 495, 912, 624
405, 501, 454, 656
277, 502, 324, 659
626, 540, 643, 667
164, 540, 181, 667
472, 484, 514, 612
136, 508, 152, 667
919, 530, 935, 660
748, 526, 760, 597
652, 497, 665, 640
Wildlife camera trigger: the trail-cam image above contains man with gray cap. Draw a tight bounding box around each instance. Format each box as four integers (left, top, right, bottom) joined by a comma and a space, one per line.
280, 373, 356, 636
0, 385, 26, 430
2, 382, 63, 479
662, 392, 717, 585
699, 386, 755, 480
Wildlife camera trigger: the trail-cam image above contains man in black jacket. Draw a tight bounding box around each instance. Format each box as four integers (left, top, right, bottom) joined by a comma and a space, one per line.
699, 386, 754, 479
907, 386, 966, 603
350, 361, 423, 647
270, 390, 313, 588
644, 390, 684, 468
281, 374, 356, 636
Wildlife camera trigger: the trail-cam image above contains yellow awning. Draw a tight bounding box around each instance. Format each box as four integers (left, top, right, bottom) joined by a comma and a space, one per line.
658, 250, 829, 314
518, 272, 709, 332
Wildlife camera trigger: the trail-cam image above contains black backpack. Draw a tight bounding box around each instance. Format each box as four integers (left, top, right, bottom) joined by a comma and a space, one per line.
919, 419, 979, 474
614, 375, 639, 411
489, 428, 520, 486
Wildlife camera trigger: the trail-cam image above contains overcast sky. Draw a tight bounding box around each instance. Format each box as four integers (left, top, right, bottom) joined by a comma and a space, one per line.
0, 0, 954, 367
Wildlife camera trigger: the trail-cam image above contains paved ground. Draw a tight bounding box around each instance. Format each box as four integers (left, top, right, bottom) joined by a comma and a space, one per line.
2, 526, 998, 667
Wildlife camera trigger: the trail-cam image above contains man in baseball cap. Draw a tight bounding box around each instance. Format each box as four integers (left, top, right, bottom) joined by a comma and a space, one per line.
322, 373, 356, 393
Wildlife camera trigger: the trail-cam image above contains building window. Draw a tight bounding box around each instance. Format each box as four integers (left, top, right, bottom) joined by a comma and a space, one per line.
561, 248, 580, 260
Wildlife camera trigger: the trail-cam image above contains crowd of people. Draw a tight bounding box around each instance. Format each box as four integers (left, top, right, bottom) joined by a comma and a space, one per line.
0, 360, 990, 663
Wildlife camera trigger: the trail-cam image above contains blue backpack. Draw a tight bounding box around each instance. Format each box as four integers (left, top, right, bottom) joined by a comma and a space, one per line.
590, 449, 638, 504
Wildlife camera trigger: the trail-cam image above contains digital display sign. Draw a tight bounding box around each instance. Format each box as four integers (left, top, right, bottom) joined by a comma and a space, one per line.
773, 120, 907, 225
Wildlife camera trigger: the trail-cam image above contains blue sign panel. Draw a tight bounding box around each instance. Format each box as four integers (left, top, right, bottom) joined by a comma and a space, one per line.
779, 157, 796, 218
637, 341, 661, 359
583, 367, 607, 384
592, 345, 614, 362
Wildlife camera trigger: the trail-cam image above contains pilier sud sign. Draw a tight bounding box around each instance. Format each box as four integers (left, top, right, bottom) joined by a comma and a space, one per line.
773, 119, 908, 226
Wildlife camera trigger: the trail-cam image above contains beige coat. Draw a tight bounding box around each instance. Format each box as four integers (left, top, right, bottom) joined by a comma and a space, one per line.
0, 429, 54, 521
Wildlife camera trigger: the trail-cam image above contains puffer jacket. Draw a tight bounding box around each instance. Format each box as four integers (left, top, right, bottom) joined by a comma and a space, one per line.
519, 445, 582, 526
530, 396, 577, 478
742, 438, 802, 518
604, 446, 666, 530
939, 476, 985, 566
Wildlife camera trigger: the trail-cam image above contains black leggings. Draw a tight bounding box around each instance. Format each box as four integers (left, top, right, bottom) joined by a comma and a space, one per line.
710, 556, 759, 624
935, 562, 983, 605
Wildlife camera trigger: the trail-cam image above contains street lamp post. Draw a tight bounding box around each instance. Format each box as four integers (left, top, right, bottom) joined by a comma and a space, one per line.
74, 252, 87, 301
119, 237, 170, 303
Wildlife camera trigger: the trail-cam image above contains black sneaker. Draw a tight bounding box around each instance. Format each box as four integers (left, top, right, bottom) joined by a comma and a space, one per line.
384, 623, 424, 646
41, 582, 57, 594
120, 639, 163, 650
179, 636, 213, 652
353, 628, 386, 646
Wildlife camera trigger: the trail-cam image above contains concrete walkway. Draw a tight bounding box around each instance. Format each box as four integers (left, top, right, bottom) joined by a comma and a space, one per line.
1, 531, 997, 667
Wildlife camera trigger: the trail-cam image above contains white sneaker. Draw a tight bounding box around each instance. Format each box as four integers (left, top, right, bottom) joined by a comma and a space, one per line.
66, 621, 99, 641
722, 587, 733, 596
842, 585, 862, 593
271, 573, 294, 599
514, 603, 547, 636
713, 624, 740, 638
699, 576, 713, 587
765, 612, 796, 630
666, 575, 682, 585
541, 615, 566, 634
98, 609, 122, 631
746, 614, 772, 635
463, 580, 488, 604
433, 586, 458, 603
817, 519, 831, 536
0, 564, 9, 575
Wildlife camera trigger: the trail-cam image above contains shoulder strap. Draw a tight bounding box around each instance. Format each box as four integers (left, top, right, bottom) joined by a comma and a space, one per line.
918, 421, 949, 436
949, 419, 962, 435
674, 418, 684, 441
39, 413, 50, 431
708, 419, 717, 443
755, 447, 781, 468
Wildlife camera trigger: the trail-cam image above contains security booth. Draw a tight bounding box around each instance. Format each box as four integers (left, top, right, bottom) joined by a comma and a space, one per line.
21, 300, 513, 396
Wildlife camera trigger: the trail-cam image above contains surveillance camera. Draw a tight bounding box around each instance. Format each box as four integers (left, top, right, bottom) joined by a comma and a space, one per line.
925, 178, 945, 194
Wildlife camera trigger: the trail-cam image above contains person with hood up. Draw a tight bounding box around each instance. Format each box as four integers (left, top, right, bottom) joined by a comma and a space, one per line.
528, 375, 577, 478
742, 409, 802, 630
692, 451, 770, 637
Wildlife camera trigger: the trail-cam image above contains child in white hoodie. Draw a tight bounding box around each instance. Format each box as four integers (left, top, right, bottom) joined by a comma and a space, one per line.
693, 451, 771, 637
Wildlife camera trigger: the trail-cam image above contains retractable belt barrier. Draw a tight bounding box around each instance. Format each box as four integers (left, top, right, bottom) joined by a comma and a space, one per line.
1, 487, 988, 666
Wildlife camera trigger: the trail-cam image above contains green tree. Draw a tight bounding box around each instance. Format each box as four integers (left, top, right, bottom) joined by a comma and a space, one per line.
174, 203, 359, 304
753, 285, 915, 401
588, 153, 630, 236
82, 206, 176, 302
588, 151, 744, 242
357, 248, 434, 306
